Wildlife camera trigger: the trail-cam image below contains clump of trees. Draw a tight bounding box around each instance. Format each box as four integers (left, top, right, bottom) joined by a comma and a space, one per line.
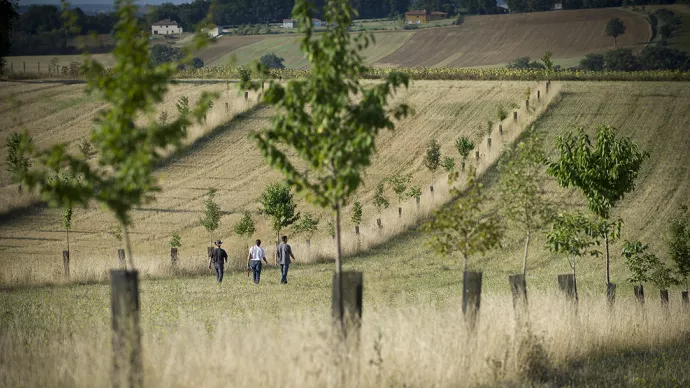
260, 53, 286, 69
580, 47, 689, 72
605, 17, 626, 48
507, 57, 545, 70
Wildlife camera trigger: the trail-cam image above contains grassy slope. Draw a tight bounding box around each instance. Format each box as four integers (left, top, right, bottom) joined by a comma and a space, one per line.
1, 80, 545, 285
1, 80, 689, 299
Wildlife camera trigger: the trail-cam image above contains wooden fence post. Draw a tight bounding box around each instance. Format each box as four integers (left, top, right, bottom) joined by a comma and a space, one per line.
682, 291, 689, 306
244, 91, 248, 100
225, 102, 228, 112
634, 285, 645, 304
513, 111, 518, 121
462, 271, 482, 328
525, 99, 529, 110
63, 250, 70, 279
557, 274, 578, 302
607, 283, 616, 305
332, 271, 363, 339
429, 185, 434, 196
355, 225, 360, 235
398, 207, 402, 218
110, 270, 143, 388
38, 62, 40, 72
508, 274, 527, 307
660, 289, 669, 306
117, 249, 126, 268
170, 248, 178, 265
487, 137, 492, 148
306, 239, 311, 248
499, 124, 503, 135
475, 150, 480, 161
537, 90, 540, 101
376, 218, 382, 229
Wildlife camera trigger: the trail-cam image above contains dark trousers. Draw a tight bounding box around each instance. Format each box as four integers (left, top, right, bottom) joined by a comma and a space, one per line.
250, 261, 262, 284
280, 263, 290, 284
214, 263, 224, 283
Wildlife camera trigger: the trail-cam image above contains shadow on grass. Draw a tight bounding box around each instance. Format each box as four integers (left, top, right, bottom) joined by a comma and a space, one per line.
545, 332, 690, 387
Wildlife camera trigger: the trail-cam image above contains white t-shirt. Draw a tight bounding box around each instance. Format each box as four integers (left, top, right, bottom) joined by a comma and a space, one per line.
249, 245, 265, 261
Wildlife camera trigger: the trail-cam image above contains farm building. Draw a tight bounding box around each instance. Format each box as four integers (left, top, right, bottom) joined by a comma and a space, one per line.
283, 19, 298, 28
151, 19, 183, 35
404, 10, 448, 24
202, 25, 222, 38
312, 18, 323, 27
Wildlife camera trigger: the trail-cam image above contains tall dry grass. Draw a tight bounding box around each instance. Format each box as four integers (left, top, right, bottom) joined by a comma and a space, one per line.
1, 292, 688, 387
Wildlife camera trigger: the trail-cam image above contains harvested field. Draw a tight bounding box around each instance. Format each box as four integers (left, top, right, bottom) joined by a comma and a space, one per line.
0, 80, 556, 285
376, 9, 650, 67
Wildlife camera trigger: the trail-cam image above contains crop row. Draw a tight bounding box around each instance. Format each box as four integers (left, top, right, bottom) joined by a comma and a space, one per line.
7, 66, 690, 82
175, 66, 690, 82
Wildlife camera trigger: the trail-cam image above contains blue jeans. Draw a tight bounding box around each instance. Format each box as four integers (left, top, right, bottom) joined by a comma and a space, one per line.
280, 263, 290, 284
214, 263, 224, 283
250, 261, 262, 284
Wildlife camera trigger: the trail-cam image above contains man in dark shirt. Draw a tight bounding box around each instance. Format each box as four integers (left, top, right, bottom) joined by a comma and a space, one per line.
276, 235, 296, 284
208, 240, 228, 283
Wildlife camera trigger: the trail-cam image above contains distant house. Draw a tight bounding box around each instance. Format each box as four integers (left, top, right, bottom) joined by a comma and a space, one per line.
202, 25, 222, 38
283, 19, 298, 28
404, 10, 448, 25
151, 19, 183, 35
553, 2, 563, 9
497, 0, 510, 11
312, 18, 323, 27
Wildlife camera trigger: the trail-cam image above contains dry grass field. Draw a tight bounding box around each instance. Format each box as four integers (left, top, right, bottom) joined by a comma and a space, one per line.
2, 76, 690, 386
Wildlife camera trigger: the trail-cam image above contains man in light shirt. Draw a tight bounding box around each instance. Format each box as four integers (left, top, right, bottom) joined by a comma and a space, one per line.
247, 239, 268, 284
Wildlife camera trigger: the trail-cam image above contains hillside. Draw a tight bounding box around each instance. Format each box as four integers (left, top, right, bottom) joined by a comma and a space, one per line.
0, 80, 554, 285
2, 79, 690, 297
4, 8, 652, 73
201, 8, 650, 69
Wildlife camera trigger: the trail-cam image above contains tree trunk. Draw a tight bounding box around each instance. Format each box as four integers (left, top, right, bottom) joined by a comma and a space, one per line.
66, 228, 70, 253
522, 230, 530, 276
334, 204, 344, 332
605, 232, 610, 286
122, 223, 135, 270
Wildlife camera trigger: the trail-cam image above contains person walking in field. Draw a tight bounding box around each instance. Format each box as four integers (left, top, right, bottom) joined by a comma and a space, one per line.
208, 240, 228, 283
247, 239, 268, 284
276, 235, 296, 284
